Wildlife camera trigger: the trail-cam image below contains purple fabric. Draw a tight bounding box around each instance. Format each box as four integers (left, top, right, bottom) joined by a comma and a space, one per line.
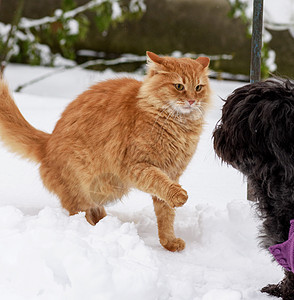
269, 220, 294, 272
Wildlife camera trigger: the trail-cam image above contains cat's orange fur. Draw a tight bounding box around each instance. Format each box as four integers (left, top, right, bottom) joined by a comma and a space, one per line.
0, 52, 210, 251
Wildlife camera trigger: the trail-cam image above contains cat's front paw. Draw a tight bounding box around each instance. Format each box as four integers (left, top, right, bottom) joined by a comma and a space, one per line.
168, 184, 188, 207
160, 237, 185, 252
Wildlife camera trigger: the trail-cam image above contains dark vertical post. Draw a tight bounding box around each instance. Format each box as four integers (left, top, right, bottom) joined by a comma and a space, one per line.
248, 0, 264, 200
250, 0, 264, 83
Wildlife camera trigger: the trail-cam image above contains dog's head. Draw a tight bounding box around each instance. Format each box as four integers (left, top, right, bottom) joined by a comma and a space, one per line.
213, 79, 294, 180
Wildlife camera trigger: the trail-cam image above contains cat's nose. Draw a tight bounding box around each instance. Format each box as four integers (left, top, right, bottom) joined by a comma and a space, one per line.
188, 100, 195, 105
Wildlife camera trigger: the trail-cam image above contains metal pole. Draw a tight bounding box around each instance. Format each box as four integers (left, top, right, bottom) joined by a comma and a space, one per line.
247, 0, 264, 200
250, 0, 264, 83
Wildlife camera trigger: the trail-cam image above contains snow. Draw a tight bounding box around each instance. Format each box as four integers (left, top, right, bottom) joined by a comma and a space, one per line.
264, 0, 294, 29
111, 2, 122, 20
67, 19, 79, 36
0, 64, 284, 299
129, 0, 147, 13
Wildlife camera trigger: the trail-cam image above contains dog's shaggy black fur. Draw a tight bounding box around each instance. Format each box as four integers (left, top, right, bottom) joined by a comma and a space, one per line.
213, 79, 294, 299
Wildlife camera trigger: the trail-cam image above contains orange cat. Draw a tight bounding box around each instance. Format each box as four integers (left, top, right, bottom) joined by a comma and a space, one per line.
0, 52, 210, 251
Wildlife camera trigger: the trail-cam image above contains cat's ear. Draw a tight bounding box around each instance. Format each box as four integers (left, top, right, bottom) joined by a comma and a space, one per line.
146, 51, 164, 65
146, 51, 166, 76
196, 56, 210, 69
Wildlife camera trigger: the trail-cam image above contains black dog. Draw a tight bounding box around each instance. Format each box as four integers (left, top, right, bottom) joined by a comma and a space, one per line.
213, 79, 294, 299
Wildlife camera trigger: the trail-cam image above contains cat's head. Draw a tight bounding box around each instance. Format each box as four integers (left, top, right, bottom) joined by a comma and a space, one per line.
138, 51, 211, 118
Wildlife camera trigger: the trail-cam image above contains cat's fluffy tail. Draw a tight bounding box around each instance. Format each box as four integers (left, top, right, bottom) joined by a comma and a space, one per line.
0, 79, 50, 163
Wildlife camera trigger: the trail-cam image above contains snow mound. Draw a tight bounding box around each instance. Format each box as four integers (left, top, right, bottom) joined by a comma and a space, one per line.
0, 202, 282, 300
0, 206, 160, 300
202, 289, 242, 300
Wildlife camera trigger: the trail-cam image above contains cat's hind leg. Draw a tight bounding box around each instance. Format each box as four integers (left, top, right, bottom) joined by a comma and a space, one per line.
57, 187, 107, 225
153, 196, 185, 252
59, 189, 107, 225
40, 165, 107, 225
85, 206, 107, 225
60, 192, 107, 225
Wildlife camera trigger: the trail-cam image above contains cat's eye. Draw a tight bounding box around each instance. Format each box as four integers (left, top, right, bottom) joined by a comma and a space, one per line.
174, 83, 185, 91
196, 85, 204, 92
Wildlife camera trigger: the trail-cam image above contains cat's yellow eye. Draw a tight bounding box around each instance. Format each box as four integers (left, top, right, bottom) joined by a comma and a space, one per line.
174, 83, 185, 91
196, 85, 204, 92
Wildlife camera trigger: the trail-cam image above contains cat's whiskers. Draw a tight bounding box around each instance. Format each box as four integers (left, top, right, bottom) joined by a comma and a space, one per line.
195, 105, 204, 118
151, 104, 171, 133
174, 109, 184, 124
175, 110, 180, 122
157, 108, 176, 141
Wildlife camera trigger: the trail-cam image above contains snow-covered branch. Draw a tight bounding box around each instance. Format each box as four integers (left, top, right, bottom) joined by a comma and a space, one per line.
21, 0, 110, 29
0, 0, 146, 69
19, 0, 145, 30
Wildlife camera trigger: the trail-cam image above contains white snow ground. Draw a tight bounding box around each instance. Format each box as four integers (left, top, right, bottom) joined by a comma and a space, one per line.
0, 64, 284, 300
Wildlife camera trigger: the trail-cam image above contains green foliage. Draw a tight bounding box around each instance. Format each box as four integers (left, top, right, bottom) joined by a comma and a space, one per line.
17, 40, 42, 65
227, 0, 249, 24
92, 2, 113, 32
0, 0, 146, 68
260, 42, 271, 78
62, 0, 77, 11
76, 14, 90, 40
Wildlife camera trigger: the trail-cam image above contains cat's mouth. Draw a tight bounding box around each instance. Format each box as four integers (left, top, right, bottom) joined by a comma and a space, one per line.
172, 105, 197, 115
183, 104, 194, 110
181, 106, 194, 113
167, 100, 202, 117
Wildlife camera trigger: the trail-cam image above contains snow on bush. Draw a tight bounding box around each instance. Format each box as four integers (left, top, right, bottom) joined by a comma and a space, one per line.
0, 0, 146, 67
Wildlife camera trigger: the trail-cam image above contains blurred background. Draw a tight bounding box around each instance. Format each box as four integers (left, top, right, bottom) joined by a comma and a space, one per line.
0, 0, 294, 82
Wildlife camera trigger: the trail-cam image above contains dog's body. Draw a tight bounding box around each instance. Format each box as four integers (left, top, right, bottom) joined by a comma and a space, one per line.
213, 79, 294, 299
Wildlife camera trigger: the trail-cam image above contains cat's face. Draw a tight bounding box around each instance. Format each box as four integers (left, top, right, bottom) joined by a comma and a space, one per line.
139, 51, 211, 119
